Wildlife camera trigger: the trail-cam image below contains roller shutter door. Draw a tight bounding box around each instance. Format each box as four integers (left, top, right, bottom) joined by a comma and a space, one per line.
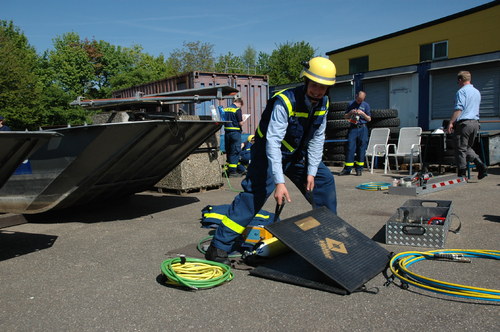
329, 82, 354, 103
362, 79, 389, 109
431, 62, 500, 119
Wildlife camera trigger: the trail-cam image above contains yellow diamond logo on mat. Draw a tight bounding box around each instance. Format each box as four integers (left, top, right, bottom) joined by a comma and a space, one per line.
320, 238, 348, 258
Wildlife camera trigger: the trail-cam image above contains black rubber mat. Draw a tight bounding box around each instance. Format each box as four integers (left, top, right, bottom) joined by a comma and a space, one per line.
250, 251, 350, 295
263, 207, 390, 293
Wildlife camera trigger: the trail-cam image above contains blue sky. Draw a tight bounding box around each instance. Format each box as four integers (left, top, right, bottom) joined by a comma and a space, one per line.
1, 0, 493, 57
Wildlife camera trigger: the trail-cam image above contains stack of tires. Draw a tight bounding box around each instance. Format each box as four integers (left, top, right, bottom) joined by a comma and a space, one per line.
323, 101, 400, 166
369, 109, 400, 136
324, 101, 350, 165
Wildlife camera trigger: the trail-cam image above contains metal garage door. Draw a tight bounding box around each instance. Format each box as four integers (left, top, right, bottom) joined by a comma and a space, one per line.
329, 82, 354, 103
362, 78, 389, 109
431, 62, 500, 119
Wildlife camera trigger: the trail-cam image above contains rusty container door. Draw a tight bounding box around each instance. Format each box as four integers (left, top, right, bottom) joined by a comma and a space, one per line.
111, 72, 269, 135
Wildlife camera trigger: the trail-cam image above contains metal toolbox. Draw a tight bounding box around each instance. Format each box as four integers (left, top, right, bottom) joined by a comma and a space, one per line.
385, 199, 453, 248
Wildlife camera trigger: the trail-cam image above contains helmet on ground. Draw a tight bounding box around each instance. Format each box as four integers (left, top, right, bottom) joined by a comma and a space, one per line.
301, 57, 336, 86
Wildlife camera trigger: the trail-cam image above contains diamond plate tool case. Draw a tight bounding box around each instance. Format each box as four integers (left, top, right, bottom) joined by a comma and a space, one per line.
385, 199, 459, 248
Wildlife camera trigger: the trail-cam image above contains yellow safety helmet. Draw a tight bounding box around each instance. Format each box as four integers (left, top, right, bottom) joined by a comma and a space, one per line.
301, 57, 336, 86
247, 134, 255, 142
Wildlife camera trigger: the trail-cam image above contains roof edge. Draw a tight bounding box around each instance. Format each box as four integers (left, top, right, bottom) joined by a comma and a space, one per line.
326, 1, 499, 55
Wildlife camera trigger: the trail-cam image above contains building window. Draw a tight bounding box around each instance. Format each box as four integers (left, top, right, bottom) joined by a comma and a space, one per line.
420, 41, 448, 61
349, 56, 369, 74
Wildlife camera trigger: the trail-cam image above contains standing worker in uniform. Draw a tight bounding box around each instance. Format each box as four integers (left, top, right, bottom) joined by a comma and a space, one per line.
205, 57, 338, 264
446, 70, 487, 179
223, 98, 245, 177
339, 91, 371, 176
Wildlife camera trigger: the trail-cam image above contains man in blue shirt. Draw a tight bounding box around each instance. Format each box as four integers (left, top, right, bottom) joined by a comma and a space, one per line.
205, 57, 338, 264
339, 91, 371, 176
446, 71, 487, 179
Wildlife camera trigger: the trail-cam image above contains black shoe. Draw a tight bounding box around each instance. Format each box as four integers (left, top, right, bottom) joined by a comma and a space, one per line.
475, 159, 488, 180
355, 169, 362, 176
339, 169, 352, 176
228, 172, 239, 178
205, 244, 230, 265
458, 168, 467, 177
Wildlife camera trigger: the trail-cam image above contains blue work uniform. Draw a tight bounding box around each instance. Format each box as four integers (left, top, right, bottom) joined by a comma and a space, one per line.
223, 104, 243, 174
237, 140, 253, 173
344, 100, 371, 171
211, 85, 337, 252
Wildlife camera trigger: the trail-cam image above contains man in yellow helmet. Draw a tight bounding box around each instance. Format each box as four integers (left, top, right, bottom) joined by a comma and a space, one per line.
205, 57, 337, 264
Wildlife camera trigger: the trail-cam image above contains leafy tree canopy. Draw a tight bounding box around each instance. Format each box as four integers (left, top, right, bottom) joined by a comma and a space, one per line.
1, 20, 320, 129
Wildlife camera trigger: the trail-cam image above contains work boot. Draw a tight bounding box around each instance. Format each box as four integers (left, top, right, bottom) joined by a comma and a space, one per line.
339, 168, 352, 176
457, 168, 467, 177
475, 159, 488, 180
355, 169, 363, 176
205, 243, 230, 265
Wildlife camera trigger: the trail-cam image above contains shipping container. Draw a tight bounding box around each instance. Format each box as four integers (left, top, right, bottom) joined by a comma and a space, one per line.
112, 71, 269, 135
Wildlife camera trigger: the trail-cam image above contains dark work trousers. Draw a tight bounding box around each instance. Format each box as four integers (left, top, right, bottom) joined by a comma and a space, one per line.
225, 131, 242, 173
454, 120, 480, 170
212, 140, 337, 252
344, 125, 369, 170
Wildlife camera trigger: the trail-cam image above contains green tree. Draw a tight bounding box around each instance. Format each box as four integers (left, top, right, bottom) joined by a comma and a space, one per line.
241, 46, 257, 74
0, 21, 45, 130
256, 51, 271, 76
167, 41, 215, 74
214, 51, 244, 73
47, 32, 95, 98
109, 45, 171, 92
266, 41, 316, 85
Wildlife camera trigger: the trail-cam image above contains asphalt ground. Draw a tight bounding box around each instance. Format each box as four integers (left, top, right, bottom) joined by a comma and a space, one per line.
1, 165, 499, 331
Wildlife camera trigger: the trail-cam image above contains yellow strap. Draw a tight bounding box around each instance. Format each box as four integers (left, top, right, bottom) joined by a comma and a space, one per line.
272, 89, 288, 98
225, 127, 240, 130
205, 212, 269, 222
345, 162, 354, 166
281, 140, 295, 152
221, 216, 245, 234
224, 107, 238, 113
277, 94, 294, 116
355, 161, 365, 166
292, 111, 309, 118
314, 110, 327, 116
257, 125, 263, 138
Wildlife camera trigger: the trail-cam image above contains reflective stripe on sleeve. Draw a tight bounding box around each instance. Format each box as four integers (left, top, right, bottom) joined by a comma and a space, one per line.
221, 215, 245, 234
204, 212, 224, 220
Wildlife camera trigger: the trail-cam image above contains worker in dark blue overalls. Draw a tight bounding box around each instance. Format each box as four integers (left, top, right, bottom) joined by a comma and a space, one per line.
205, 57, 338, 264
223, 98, 244, 177
339, 91, 371, 176
237, 134, 254, 174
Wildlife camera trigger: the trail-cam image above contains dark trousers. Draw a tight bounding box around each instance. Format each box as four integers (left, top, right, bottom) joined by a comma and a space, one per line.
225, 131, 241, 173
454, 120, 480, 170
345, 126, 369, 170
212, 141, 337, 252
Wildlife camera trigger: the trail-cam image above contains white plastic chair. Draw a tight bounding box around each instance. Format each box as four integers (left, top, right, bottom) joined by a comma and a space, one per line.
385, 127, 422, 174
365, 128, 390, 174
